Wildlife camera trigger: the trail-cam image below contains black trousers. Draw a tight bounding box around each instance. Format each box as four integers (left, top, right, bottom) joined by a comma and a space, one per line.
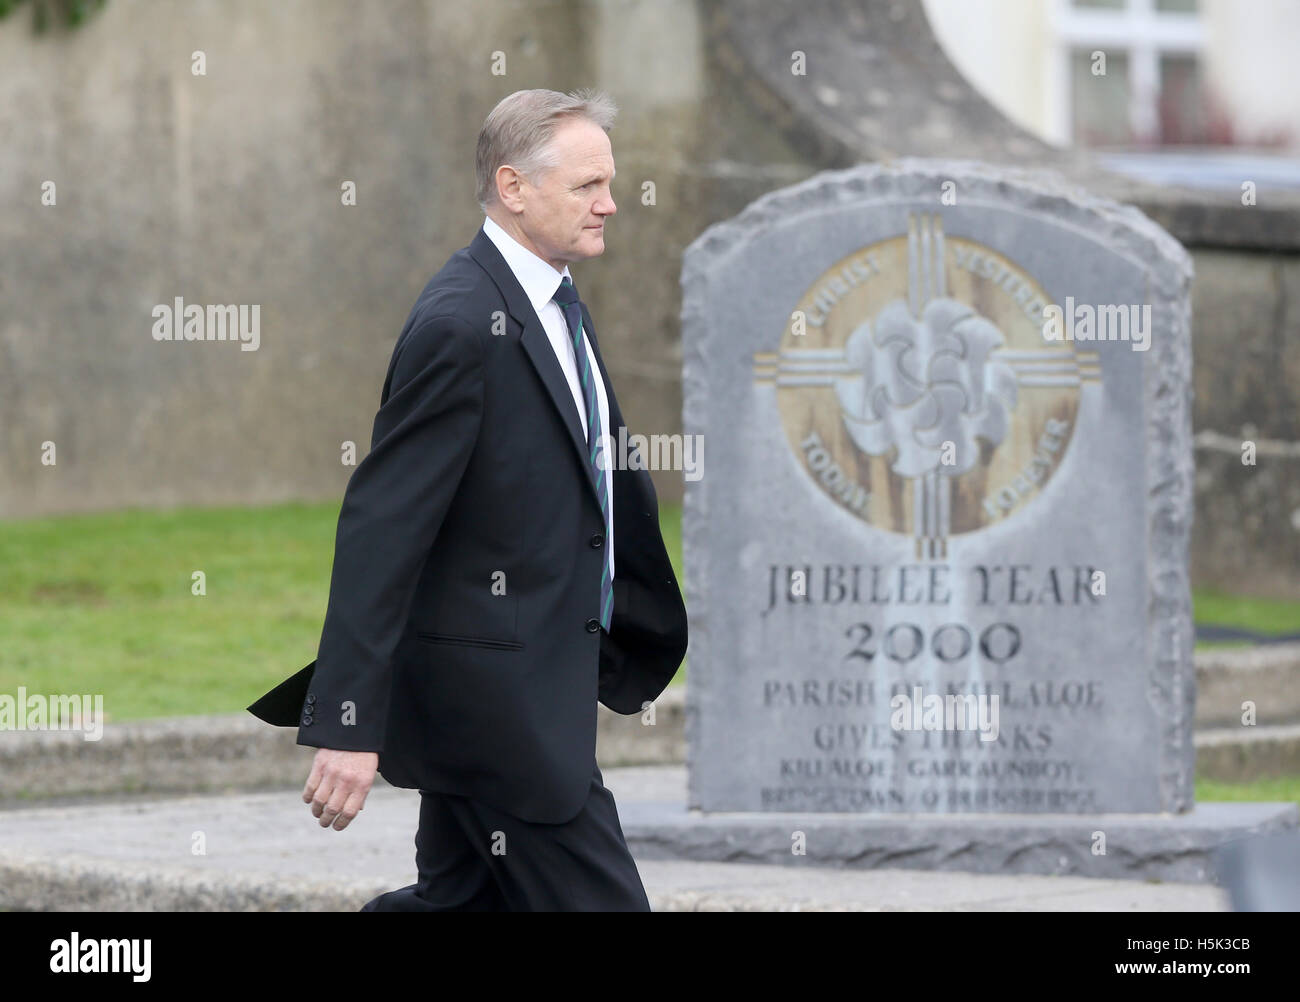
361, 762, 650, 912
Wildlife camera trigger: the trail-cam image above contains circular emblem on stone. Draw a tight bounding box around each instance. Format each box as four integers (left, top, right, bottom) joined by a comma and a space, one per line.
753, 213, 1099, 557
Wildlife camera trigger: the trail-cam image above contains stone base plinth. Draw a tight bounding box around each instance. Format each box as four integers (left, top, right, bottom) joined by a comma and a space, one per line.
620, 801, 1299, 884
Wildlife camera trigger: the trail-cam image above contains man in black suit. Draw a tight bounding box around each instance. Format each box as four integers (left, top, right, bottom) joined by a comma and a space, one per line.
248, 88, 687, 911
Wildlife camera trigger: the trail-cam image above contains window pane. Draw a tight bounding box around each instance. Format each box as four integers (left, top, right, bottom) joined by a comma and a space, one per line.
1155, 0, 1198, 12
1072, 0, 1125, 8
1071, 49, 1130, 147
1158, 54, 1207, 143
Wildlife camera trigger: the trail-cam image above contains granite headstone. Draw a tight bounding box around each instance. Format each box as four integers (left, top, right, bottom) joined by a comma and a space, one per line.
682, 160, 1196, 815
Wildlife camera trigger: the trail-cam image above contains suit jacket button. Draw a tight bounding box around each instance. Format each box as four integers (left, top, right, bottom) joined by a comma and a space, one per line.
305, 693, 316, 705
585, 618, 600, 633
590, 533, 604, 548
301, 715, 314, 727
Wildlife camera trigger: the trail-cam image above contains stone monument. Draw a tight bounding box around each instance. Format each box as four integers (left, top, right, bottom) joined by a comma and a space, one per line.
635, 160, 1298, 880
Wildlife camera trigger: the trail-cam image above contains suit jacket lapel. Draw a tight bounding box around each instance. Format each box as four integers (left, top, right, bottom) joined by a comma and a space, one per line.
469, 226, 605, 512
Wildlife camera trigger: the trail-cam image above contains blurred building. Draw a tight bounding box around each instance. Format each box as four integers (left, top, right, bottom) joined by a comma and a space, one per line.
924, 0, 1300, 186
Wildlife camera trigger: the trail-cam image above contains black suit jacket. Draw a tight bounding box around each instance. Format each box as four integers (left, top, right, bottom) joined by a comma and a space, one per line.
247, 225, 687, 824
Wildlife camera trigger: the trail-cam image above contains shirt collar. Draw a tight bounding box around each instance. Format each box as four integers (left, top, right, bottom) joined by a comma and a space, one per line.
482, 214, 572, 318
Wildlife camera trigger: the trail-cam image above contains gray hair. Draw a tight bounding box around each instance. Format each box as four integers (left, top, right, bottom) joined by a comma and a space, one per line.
475, 88, 618, 212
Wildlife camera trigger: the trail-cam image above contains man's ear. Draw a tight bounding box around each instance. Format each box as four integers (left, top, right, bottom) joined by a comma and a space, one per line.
495, 165, 525, 212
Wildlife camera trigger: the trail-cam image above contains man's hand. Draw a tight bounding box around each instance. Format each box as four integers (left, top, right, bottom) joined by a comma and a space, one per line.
303, 748, 379, 831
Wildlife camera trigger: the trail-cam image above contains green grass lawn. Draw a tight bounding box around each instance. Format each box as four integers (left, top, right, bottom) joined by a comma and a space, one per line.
1191, 590, 1300, 642
0, 503, 338, 719
1, 498, 1297, 769
0, 500, 684, 723
1196, 775, 1300, 804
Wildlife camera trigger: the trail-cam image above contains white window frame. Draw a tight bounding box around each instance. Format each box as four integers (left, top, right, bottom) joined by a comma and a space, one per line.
1047, 0, 1206, 147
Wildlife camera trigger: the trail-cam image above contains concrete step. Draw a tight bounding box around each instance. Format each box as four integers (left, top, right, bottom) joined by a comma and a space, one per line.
0, 766, 1228, 912
1194, 724, 1300, 783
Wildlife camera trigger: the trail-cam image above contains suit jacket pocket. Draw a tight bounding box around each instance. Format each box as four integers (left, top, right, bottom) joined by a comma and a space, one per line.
416, 632, 523, 651
416, 563, 520, 647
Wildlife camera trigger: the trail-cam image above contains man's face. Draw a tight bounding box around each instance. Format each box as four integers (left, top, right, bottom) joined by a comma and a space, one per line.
506, 118, 616, 271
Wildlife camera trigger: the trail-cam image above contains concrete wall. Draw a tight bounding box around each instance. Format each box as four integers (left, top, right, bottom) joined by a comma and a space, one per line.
0, 0, 806, 515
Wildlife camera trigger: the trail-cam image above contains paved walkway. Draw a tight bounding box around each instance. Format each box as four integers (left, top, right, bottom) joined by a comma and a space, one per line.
0, 766, 1228, 911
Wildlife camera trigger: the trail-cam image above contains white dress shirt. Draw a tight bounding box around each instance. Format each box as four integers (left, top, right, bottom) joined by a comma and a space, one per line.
482, 214, 614, 583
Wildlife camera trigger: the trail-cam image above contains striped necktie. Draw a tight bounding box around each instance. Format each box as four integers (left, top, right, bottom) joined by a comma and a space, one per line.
551, 275, 614, 631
